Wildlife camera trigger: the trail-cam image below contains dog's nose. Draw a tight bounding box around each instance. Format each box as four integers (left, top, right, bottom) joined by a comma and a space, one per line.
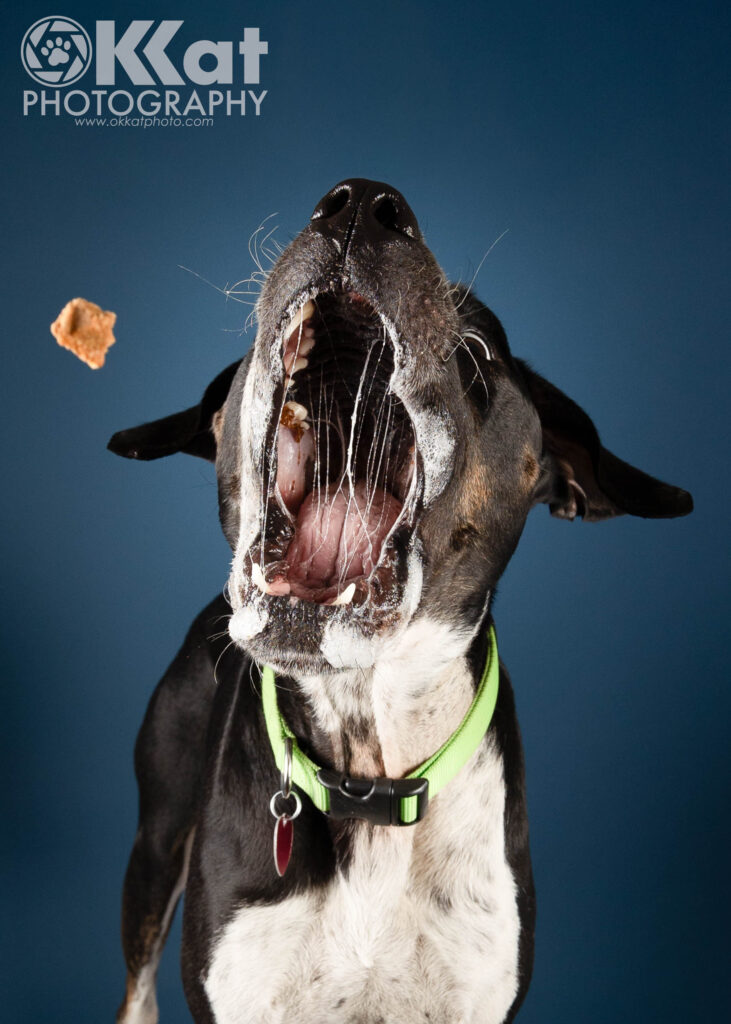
310, 179, 421, 247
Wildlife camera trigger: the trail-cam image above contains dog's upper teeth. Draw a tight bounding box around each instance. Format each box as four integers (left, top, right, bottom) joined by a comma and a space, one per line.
287, 300, 315, 339
331, 582, 356, 606
283, 353, 310, 378
283, 303, 316, 380
282, 400, 310, 428
298, 332, 316, 356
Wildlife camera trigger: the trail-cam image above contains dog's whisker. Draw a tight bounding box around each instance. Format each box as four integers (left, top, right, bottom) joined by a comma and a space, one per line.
247, 212, 279, 278
453, 230, 509, 312
212, 638, 236, 687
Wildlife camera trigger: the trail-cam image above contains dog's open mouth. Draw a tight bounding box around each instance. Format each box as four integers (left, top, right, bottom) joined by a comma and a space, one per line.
247, 291, 420, 610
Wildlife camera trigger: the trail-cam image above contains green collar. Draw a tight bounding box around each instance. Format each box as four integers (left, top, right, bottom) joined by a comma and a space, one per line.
261, 625, 499, 826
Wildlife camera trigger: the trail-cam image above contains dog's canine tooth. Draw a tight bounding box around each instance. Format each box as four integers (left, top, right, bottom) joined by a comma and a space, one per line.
252, 561, 292, 596
287, 300, 315, 339
330, 582, 356, 606
282, 309, 315, 377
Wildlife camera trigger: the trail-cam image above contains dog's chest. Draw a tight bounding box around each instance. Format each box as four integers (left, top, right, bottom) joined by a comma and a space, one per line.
204, 738, 520, 1024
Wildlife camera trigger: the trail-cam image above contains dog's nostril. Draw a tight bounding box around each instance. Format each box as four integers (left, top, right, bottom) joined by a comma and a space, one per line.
312, 186, 351, 222
371, 193, 418, 238
373, 197, 399, 230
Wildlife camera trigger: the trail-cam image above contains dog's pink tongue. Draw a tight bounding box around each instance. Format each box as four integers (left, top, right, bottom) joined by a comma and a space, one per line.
287, 483, 401, 588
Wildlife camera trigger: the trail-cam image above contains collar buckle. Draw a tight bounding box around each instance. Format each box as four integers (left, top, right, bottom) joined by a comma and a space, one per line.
317, 768, 429, 826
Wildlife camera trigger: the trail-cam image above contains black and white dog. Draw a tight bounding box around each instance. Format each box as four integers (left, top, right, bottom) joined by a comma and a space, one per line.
109, 180, 692, 1024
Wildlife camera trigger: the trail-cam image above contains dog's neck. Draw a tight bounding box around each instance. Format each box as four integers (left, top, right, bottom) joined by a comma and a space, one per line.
279, 614, 488, 780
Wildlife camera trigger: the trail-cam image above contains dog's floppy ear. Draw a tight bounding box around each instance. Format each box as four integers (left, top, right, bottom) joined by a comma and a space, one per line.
518, 360, 693, 521
107, 359, 243, 462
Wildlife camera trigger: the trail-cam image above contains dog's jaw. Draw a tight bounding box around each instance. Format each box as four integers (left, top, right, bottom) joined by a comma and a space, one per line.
226, 281, 463, 674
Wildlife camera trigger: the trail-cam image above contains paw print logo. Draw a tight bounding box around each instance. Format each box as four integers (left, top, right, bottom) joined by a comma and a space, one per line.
21, 16, 92, 87
41, 37, 72, 67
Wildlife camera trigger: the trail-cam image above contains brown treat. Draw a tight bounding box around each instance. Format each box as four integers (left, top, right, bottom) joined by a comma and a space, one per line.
51, 297, 117, 369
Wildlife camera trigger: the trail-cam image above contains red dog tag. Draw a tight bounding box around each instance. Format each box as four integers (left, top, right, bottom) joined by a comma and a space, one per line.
273, 815, 294, 877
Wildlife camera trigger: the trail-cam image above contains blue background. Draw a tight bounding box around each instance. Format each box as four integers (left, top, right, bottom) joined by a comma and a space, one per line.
2, 1, 729, 1020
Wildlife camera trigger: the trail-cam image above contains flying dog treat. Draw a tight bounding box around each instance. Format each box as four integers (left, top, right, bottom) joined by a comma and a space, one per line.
51, 297, 117, 369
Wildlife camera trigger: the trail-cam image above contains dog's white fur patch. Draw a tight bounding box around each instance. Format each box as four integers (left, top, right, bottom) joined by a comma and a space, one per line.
383, 315, 456, 505
229, 601, 269, 644
120, 962, 159, 1024
226, 336, 279, 625
407, 406, 456, 505
319, 548, 425, 672
205, 615, 520, 1024
320, 621, 377, 669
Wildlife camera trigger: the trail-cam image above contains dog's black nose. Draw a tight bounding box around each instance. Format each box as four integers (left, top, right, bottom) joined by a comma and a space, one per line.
310, 179, 421, 247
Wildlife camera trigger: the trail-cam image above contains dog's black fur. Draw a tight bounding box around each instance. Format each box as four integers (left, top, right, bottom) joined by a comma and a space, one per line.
109, 180, 692, 1023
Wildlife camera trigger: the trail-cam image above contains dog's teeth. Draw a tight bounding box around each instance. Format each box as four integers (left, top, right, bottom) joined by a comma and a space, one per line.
287, 300, 315, 339
283, 306, 316, 377
298, 333, 315, 356
283, 400, 308, 422
331, 582, 356, 606
283, 351, 311, 376
251, 562, 291, 596
281, 400, 311, 432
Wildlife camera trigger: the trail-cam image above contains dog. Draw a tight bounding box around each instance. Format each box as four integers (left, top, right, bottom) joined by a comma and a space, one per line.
108, 179, 693, 1024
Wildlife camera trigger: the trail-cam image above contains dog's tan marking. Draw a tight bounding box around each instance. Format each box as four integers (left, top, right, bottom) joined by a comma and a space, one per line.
212, 407, 225, 446
522, 446, 540, 487
458, 455, 492, 518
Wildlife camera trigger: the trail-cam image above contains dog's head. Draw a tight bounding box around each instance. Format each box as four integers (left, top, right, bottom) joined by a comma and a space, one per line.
110, 179, 692, 675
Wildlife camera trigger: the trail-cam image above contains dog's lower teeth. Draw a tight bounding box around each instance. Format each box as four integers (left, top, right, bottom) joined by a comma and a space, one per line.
331, 582, 356, 606
251, 563, 291, 596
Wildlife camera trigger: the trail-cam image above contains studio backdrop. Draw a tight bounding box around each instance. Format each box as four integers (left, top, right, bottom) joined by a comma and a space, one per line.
2, 2, 729, 1022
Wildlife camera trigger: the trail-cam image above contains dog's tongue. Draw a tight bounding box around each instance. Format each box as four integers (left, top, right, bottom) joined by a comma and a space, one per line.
286, 483, 400, 595
277, 418, 401, 599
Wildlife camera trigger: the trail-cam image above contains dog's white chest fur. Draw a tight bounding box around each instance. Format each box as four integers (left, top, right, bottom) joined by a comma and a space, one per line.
205, 746, 519, 1024
206, 619, 520, 1023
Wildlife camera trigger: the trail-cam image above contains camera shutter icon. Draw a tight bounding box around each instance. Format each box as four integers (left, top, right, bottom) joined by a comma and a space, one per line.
21, 16, 92, 87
